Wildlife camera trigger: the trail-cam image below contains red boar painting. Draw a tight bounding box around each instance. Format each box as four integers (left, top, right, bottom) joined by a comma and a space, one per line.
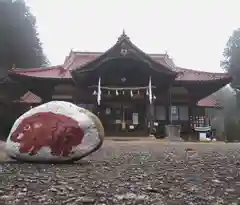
10, 112, 84, 157
5, 101, 104, 163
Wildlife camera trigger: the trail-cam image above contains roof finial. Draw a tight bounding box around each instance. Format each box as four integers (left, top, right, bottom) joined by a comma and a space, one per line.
118, 29, 130, 42
164, 49, 169, 59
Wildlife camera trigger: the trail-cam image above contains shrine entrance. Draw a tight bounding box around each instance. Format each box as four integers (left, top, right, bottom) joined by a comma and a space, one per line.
98, 102, 147, 136
73, 53, 173, 136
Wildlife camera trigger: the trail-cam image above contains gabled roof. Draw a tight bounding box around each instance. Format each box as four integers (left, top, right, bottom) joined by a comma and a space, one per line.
72, 31, 177, 77
8, 31, 231, 83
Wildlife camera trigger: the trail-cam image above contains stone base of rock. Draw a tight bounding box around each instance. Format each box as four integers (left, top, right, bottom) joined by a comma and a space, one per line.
165, 125, 183, 141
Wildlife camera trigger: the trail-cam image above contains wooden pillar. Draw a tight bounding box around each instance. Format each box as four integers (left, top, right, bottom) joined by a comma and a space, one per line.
168, 85, 172, 125
149, 102, 155, 135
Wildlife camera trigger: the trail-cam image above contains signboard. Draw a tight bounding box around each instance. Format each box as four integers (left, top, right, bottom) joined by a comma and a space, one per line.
171, 106, 177, 114
105, 108, 111, 115
132, 113, 139, 125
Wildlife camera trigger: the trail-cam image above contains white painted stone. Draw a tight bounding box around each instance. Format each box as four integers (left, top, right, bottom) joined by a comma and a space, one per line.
5, 101, 104, 162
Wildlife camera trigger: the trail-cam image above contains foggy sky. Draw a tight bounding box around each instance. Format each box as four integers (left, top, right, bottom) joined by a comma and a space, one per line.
26, 0, 240, 72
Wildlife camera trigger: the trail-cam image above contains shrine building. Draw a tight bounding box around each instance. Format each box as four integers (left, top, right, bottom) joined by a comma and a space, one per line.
5, 31, 232, 137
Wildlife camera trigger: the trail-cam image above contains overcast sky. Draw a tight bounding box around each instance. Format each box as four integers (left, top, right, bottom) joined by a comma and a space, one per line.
25, 0, 239, 72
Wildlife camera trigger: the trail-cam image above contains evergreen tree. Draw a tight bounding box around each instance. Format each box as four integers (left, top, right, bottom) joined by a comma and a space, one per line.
221, 29, 240, 140
0, 0, 48, 72
222, 29, 240, 108
222, 28, 240, 89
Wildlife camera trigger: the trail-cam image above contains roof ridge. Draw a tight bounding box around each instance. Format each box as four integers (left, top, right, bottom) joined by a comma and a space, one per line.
72, 51, 169, 58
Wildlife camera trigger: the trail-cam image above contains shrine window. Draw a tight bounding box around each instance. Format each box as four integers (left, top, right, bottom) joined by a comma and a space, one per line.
169, 106, 189, 121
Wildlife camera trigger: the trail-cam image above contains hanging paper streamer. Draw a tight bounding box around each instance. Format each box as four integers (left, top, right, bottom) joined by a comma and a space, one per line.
148, 76, 152, 104
122, 90, 125, 95
146, 89, 149, 95
93, 90, 97, 95
116, 90, 119, 96
130, 90, 133, 97
108, 91, 111, 95
97, 77, 101, 105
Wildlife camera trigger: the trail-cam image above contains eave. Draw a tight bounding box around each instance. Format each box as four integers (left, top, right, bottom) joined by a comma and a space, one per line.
197, 94, 222, 108
8, 67, 73, 83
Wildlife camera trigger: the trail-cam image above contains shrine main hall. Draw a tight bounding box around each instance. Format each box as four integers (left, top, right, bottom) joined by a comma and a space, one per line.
4, 32, 231, 137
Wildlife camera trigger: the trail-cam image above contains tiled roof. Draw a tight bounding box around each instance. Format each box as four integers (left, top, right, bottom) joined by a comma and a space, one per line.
173, 67, 230, 81
151, 54, 230, 81
64, 51, 98, 71
197, 95, 220, 108
9, 51, 230, 82
9, 66, 72, 79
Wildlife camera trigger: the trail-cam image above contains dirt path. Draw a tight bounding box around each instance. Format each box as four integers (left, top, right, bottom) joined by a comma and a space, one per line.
0, 141, 240, 204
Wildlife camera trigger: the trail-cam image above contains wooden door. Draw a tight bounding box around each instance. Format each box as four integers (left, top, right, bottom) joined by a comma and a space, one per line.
98, 102, 147, 136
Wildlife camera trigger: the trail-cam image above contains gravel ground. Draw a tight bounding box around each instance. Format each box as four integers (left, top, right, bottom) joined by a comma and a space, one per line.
0, 141, 240, 205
